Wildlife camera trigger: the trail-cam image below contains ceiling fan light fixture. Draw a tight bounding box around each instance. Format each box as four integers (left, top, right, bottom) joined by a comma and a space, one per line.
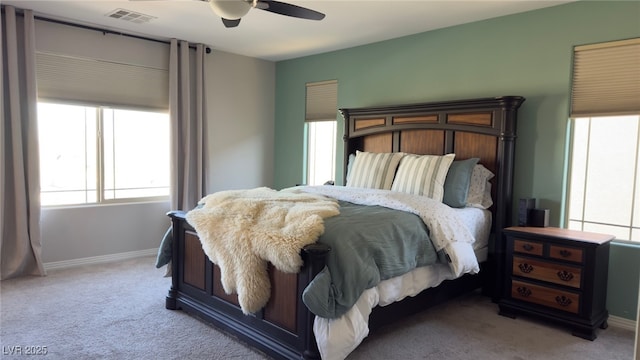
209, 0, 252, 20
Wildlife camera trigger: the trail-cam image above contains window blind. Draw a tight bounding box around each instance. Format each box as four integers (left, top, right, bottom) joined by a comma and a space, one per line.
305, 80, 338, 122
570, 38, 640, 117
36, 51, 169, 109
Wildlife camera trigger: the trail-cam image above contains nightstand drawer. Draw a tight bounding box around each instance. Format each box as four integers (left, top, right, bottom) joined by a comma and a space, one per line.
513, 239, 543, 256
511, 280, 580, 314
549, 245, 583, 263
512, 256, 582, 288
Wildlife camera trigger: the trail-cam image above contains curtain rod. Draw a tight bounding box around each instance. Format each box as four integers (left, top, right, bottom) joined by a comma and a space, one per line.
1, 5, 212, 54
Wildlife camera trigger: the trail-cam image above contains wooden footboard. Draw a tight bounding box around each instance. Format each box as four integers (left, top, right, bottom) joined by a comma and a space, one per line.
165, 211, 327, 360
166, 210, 485, 360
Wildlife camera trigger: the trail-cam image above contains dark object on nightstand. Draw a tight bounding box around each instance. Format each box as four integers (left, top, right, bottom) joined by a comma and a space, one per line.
518, 198, 536, 226
498, 226, 614, 340
528, 208, 549, 227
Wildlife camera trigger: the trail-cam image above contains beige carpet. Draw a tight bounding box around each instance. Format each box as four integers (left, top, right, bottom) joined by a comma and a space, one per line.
0, 256, 634, 359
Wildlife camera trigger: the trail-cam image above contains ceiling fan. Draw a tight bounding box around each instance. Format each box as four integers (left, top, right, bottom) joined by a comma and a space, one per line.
207, 0, 325, 28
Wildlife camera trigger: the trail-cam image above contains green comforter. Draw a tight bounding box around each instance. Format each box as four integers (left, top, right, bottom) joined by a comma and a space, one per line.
303, 201, 438, 319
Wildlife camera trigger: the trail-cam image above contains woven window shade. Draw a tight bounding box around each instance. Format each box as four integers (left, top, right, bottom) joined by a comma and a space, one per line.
570, 38, 640, 117
305, 80, 338, 122
36, 52, 169, 109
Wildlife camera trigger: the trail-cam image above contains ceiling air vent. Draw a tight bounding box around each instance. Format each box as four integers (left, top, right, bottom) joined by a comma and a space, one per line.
106, 9, 155, 24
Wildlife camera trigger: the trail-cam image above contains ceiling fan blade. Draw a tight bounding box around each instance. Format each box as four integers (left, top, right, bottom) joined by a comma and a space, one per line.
222, 18, 241, 28
257, 0, 325, 21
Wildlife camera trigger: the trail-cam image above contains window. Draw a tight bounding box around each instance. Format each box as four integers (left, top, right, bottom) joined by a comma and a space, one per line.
567, 115, 640, 242
305, 80, 338, 185
306, 121, 337, 185
38, 102, 169, 206
566, 38, 640, 242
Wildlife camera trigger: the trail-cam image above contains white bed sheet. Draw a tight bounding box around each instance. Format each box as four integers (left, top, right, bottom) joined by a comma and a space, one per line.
313, 206, 492, 360
454, 206, 492, 251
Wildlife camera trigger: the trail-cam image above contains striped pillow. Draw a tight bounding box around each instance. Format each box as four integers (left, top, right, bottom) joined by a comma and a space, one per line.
346, 151, 405, 190
391, 153, 456, 201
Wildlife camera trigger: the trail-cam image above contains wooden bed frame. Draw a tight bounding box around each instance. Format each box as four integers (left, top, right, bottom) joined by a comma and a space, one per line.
165, 96, 525, 359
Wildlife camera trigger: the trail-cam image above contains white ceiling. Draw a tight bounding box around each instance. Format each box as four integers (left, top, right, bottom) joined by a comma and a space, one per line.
4, 0, 575, 61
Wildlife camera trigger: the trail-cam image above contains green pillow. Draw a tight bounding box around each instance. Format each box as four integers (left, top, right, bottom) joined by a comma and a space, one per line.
443, 158, 479, 208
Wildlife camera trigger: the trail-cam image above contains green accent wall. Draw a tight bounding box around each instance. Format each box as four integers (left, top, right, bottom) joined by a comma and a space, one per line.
274, 1, 640, 320
608, 243, 640, 320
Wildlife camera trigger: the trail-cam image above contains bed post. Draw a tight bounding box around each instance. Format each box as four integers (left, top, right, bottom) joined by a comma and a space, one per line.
165, 210, 185, 310
301, 243, 331, 360
340, 108, 351, 186
490, 96, 525, 302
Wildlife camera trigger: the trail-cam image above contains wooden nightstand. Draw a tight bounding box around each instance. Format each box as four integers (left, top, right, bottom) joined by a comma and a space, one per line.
498, 226, 614, 340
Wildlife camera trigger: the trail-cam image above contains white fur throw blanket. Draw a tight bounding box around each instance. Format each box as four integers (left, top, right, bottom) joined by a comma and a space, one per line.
185, 187, 339, 314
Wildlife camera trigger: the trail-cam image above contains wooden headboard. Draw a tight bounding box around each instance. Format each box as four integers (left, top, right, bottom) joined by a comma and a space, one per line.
339, 96, 525, 299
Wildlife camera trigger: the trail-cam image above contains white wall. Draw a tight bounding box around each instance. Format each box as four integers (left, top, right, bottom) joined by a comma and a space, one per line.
205, 50, 275, 192
35, 20, 275, 264
40, 202, 171, 263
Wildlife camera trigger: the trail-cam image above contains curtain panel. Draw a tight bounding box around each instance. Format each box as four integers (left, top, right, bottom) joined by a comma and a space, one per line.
1, 6, 45, 279
169, 39, 207, 211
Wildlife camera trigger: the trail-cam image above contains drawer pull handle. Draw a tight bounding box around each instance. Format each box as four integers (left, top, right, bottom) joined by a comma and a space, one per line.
555, 295, 572, 307
559, 250, 572, 258
522, 244, 534, 251
557, 270, 574, 282
518, 263, 534, 273
516, 286, 532, 297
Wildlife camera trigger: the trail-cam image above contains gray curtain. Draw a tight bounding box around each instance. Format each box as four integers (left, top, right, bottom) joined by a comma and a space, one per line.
169, 39, 207, 211
1, 6, 45, 280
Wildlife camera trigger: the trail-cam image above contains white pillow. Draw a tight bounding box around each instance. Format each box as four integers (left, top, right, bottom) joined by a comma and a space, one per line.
390, 153, 455, 201
346, 151, 405, 190
466, 164, 494, 209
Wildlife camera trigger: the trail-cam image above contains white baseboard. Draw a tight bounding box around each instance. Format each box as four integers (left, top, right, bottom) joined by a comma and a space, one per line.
44, 248, 158, 271
609, 315, 637, 332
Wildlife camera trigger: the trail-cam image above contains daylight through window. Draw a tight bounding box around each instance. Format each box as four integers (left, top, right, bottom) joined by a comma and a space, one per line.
567, 115, 640, 242
305, 80, 338, 186
38, 102, 170, 206
306, 121, 337, 185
